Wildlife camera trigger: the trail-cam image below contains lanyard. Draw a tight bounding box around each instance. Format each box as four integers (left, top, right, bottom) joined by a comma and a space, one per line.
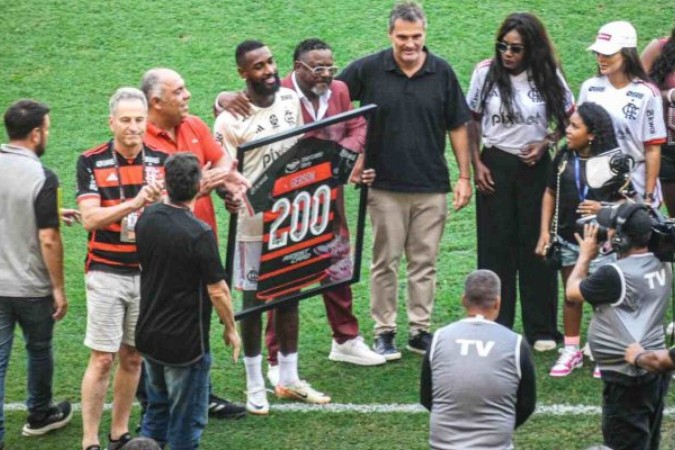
574, 154, 588, 202
110, 141, 146, 201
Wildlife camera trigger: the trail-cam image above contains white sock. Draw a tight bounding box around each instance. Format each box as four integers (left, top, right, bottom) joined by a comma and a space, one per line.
564, 344, 580, 353
278, 352, 299, 387
244, 355, 264, 391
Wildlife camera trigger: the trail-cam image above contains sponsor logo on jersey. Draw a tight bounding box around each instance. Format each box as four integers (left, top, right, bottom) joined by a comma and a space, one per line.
270, 114, 279, 128
106, 172, 119, 182
145, 156, 161, 165
490, 111, 542, 127
255, 125, 265, 134
280, 94, 293, 101
95, 158, 115, 168
282, 248, 312, 265
626, 90, 644, 100
588, 86, 606, 92
646, 108, 656, 135
622, 102, 639, 120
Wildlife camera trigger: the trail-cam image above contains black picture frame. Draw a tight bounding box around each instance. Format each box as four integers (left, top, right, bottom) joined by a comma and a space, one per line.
225, 104, 377, 320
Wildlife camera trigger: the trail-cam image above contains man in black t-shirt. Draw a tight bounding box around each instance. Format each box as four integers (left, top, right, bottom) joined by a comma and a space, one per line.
135, 153, 240, 450
337, 1, 472, 358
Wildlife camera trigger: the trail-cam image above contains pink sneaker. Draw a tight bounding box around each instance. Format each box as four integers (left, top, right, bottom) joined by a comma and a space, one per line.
549, 349, 583, 377
593, 365, 602, 379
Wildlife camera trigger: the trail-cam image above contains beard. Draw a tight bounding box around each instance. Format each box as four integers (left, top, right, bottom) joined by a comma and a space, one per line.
35, 134, 46, 157
250, 73, 281, 96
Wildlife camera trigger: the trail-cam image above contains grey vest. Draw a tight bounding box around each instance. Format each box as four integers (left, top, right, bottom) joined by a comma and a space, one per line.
589, 253, 671, 377
0, 144, 52, 297
428, 317, 522, 450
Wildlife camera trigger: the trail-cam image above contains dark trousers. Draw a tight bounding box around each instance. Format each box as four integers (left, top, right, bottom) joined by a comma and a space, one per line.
0, 296, 55, 444
602, 374, 670, 450
476, 147, 558, 343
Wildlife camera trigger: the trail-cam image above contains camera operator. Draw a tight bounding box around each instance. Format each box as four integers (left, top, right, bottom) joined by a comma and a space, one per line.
566, 203, 672, 450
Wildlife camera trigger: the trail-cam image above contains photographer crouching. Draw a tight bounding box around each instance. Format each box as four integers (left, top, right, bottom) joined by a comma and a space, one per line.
566, 203, 672, 450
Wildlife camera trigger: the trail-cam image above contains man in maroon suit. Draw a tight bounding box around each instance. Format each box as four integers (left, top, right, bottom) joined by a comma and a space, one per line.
215, 39, 385, 384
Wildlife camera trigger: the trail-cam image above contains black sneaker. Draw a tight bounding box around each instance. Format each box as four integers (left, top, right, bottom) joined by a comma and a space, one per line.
22, 401, 73, 436
107, 432, 132, 450
208, 394, 247, 419
373, 331, 401, 361
407, 330, 432, 355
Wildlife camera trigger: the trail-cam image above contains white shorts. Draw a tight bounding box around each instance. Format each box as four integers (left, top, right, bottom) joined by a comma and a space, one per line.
234, 241, 262, 292
84, 270, 140, 352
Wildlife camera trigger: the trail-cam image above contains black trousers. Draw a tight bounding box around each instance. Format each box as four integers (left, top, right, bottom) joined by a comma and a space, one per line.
602, 374, 670, 450
476, 147, 558, 343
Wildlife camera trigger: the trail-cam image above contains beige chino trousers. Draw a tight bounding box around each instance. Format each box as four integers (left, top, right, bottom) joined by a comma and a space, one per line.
367, 188, 448, 336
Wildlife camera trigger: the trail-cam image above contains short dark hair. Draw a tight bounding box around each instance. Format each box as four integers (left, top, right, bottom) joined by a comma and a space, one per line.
165, 152, 202, 203
463, 270, 501, 309
388, 1, 426, 32
235, 40, 266, 67
293, 38, 332, 63
124, 437, 161, 450
3, 99, 50, 140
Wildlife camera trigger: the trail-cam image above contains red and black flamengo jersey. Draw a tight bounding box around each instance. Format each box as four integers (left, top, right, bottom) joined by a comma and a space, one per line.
76, 141, 167, 273
246, 137, 358, 300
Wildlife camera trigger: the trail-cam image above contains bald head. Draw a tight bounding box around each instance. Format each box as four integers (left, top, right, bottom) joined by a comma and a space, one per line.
141, 67, 191, 127
141, 68, 180, 103
463, 270, 501, 310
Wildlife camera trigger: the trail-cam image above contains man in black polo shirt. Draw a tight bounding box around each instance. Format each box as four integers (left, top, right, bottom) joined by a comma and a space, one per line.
338, 1, 472, 359
135, 153, 240, 450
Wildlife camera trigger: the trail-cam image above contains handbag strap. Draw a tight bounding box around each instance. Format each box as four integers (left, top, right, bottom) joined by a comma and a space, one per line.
549, 151, 569, 237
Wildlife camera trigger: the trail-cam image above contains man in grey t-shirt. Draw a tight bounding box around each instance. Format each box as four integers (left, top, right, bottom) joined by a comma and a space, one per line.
0, 100, 72, 446
567, 203, 672, 450
420, 270, 536, 450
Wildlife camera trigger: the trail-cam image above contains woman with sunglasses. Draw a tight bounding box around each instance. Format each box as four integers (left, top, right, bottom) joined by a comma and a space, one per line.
467, 12, 573, 351
641, 26, 675, 215
536, 102, 621, 378
580, 21, 667, 206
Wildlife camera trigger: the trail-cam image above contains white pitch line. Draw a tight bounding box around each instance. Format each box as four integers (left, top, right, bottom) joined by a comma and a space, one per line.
4, 402, 675, 416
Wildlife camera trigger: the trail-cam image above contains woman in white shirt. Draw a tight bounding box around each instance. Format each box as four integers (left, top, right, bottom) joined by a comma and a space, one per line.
579, 21, 667, 205
468, 12, 574, 351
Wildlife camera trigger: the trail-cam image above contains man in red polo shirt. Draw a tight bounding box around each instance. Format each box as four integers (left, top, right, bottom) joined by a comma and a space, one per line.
214, 39, 385, 386
140, 68, 249, 420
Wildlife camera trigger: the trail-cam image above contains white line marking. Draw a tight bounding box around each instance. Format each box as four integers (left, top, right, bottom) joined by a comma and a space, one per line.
4, 402, 675, 416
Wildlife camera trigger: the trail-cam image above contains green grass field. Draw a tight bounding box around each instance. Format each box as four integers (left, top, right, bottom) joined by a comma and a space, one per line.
2, 1, 674, 449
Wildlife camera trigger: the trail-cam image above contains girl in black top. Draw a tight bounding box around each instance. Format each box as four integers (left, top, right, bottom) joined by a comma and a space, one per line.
536, 102, 621, 377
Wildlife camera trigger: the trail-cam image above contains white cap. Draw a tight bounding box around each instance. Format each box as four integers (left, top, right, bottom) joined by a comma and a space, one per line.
587, 21, 637, 55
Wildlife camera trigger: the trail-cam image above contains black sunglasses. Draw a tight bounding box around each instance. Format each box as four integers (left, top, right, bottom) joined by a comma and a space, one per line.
496, 42, 525, 55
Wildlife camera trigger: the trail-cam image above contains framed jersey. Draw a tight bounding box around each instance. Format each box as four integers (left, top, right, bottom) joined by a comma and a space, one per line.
226, 105, 376, 319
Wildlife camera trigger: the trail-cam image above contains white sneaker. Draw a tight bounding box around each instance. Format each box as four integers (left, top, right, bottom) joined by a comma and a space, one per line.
275, 380, 331, 404
267, 364, 279, 388
328, 337, 386, 366
533, 339, 557, 352
593, 365, 602, 379
667, 321, 675, 338
246, 387, 269, 415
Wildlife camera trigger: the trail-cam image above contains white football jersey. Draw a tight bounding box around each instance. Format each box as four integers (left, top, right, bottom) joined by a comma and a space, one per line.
467, 59, 574, 155
578, 76, 666, 163
214, 87, 303, 241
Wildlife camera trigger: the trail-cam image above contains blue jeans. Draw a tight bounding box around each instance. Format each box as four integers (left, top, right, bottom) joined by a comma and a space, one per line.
0, 296, 55, 444
141, 353, 211, 450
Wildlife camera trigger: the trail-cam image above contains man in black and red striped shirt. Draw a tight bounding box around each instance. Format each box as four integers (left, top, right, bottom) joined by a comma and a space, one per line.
76, 87, 166, 450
